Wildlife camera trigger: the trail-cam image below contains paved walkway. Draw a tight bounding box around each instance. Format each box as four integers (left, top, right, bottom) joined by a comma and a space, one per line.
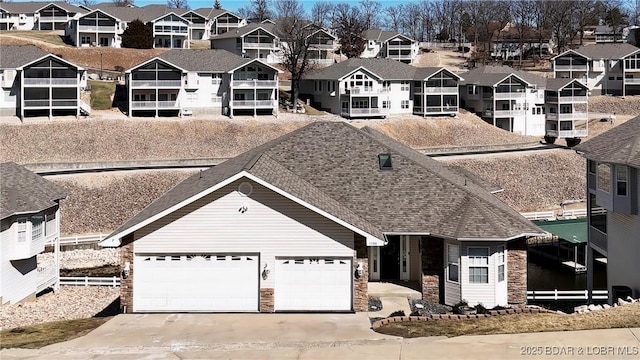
1, 313, 638, 359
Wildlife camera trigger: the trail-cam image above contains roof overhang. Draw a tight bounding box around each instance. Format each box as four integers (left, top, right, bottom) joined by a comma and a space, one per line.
227, 58, 283, 74
457, 232, 547, 241
125, 57, 187, 74
419, 67, 463, 81
17, 53, 84, 71
151, 11, 192, 24
80, 8, 120, 22
551, 49, 589, 61
100, 171, 386, 248
181, 10, 206, 20
243, 26, 278, 40
338, 66, 384, 82
35, 2, 68, 13
494, 73, 531, 87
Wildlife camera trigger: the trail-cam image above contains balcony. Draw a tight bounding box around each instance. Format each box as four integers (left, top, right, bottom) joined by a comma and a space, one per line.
24, 99, 78, 107
420, 87, 458, 94
341, 87, 390, 95
624, 78, 640, 84
486, 109, 526, 117
243, 41, 278, 49
309, 58, 336, 65
546, 129, 589, 138
424, 106, 458, 113
387, 43, 413, 50
546, 112, 589, 121
38, 16, 68, 22
547, 96, 588, 103
78, 25, 117, 32
387, 54, 414, 60
494, 92, 526, 99
232, 100, 275, 108
131, 101, 179, 109
231, 80, 278, 88
130, 80, 182, 88
308, 42, 334, 50
340, 108, 388, 117
24, 78, 78, 86
554, 64, 588, 71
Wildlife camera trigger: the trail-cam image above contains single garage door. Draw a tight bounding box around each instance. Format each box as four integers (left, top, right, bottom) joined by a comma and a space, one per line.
134, 254, 259, 312
275, 258, 352, 311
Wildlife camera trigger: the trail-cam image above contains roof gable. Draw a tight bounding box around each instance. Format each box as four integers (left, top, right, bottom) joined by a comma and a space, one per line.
126, 57, 186, 73
79, 8, 119, 21
152, 11, 190, 24
575, 115, 640, 167
19, 53, 83, 71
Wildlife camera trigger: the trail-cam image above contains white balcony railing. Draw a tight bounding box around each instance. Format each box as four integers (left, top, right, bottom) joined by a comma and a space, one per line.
494, 92, 526, 99
546, 112, 589, 121
24, 99, 78, 107
231, 80, 277, 88
341, 87, 390, 95
309, 58, 336, 65
387, 43, 413, 49
243, 42, 277, 49
232, 100, 275, 108
424, 106, 458, 113
422, 87, 458, 94
488, 109, 526, 117
131, 101, 179, 109
24, 78, 78, 86
78, 25, 117, 32
340, 108, 388, 117
131, 80, 182, 88
387, 54, 414, 60
547, 129, 588, 138
309, 43, 334, 50
554, 64, 588, 71
624, 78, 640, 84
555, 96, 588, 103
37, 265, 58, 293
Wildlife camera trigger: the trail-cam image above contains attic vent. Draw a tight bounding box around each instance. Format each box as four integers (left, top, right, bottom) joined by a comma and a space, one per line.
378, 153, 393, 170
238, 182, 253, 196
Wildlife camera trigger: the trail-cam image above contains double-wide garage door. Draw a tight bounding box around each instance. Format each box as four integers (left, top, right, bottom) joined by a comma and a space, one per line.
134, 254, 259, 312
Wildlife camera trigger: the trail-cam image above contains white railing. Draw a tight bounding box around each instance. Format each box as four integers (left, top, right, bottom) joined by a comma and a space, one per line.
232, 100, 275, 108
232, 80, 277, 87
556, 96, 588, 103
521, 210, 556, 221
488, 109, 526, 117
422, 87, 458, 94
131, 80, 182, 87
546, 112, 589, 121
387, 43, 413, 49
309, 58, 336, 65
243, 42, 277, 49
624, 78, 640, 84
527, 289, 608, 301
48, 233, 109, 247
561, 207, 606, 218
558, 129, 589, 138
388, 54, 414, 60
78, 25, 117, 32
341, 108, 388, 116
23, 100, 50, 107
309, 43, 334, 50
494, 92, 526, 99
131, 101, 179, 109
341, 87, 390, 95
36, 266, 58, 293
424, 106, 458, 113
60, 276, 120, 287
554, 64, 588, 71
24, 78, 78, 85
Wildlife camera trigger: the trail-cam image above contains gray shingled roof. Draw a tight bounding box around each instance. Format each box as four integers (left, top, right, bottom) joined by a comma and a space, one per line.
575, 115, 640, 168
0, 1, 84, 14
560, 43, 640, 60
157, 49, 247, 72
209, 22, 276, 40
459, 65, 546, 88
363, 29, 414, 43
544, 78, 586, 91
1, 162, 68, 220
181, 8, 234, 19
97, 4, 187, 22
0, 45, 49, 69
303, 58, 418, 81
107, 122, 543, 243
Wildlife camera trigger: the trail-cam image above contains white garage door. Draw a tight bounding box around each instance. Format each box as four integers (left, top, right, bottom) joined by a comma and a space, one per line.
275, 258, 352, 311
134, 254, 259, 312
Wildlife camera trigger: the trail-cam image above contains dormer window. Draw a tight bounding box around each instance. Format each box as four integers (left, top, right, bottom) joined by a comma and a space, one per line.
378, 153, 393, 170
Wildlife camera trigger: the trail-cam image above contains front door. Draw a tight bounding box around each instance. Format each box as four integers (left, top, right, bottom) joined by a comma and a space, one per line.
380, 235, 400, 279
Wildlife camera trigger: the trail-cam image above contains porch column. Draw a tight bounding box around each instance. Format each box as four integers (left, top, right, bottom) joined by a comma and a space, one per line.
421, 236, 443, 303
127, 73, 132, 118
507, 237, 528, 305
53, 208, 61, 291
353, 233, 368, 312
587, 246, 594, 303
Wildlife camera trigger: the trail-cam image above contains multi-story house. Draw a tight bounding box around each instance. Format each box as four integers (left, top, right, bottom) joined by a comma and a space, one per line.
83, 4, 191, 49
551, 43, 640, 96
594, 25, 625, 43
459, 65, 546, 136
209, 9, 246, 36
300, 59, 460, 118
67, 9, 122, 48
543, 78, 590, 147
0, 1, 84, 31
490, 24, 554, 59
574, 115, 640, 303
361, 30, 419, 64
1, 162, 67, 305
306, 28, 338, 66
0, 45, 89, 119
210, 23, 281, 64
126, 49, 281, 118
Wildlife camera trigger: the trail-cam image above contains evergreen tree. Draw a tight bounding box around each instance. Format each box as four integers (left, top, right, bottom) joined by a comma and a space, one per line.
121, 19, 153, 49
213, 0, 222, 10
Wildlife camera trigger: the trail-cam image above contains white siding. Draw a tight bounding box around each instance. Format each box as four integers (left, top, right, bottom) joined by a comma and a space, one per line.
460, 242, 507, 308
133, 179, 355, 289
607, 212, 640, 299
444, 240, 461, 306
0, 218, 37, 304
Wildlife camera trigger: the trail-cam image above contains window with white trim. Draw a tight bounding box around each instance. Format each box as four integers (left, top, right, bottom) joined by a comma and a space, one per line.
447, 244, 459, 282
17, 218, 27, 242
616, 165, 628, 196
468, 247, 489, 284
400, 81, 410, 91
497, 245, 505, 282
401, 100, 409, 109
32, 215, 43, 241
597, 163, 611, 193
211, 73, 221, 85
382, 100, 390, 109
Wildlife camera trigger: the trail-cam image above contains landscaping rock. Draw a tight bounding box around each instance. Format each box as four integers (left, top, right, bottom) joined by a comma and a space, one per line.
626, 296, 638, 303
574, 305, 589, 313
368, 296, 382, 312
587, 304, 602, 311
409, 299, 452, 315
618, 298, 630, 306
603, 304, 611, 309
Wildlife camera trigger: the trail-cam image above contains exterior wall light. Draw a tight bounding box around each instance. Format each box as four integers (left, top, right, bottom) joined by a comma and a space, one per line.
262, 263, 270, 280
355, 262, 364, 278
123, 261, 131, 278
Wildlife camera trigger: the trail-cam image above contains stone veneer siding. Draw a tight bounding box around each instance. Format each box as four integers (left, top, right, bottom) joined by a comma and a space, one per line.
120, 233, 134, 313
354, 233, 368, 312
507, 237, 527, 304
260, 288, 274, 312
421, 236, 444, 303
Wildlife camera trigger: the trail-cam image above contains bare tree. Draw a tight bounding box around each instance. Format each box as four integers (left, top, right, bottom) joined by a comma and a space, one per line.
334, 3, 367, 58
167, 0, 188, 9
113, 0, 134, 7
310, 1, 333, 28
213, 0, 222, 10
275, 0, 304, 19
403, 3, 422, 41
359, 0, 381, 30
77, 0, 96, 6
512, 0, 535, 66
572, 0, 599, 46
384, 5, 403, 33
420, 1, 435, 42
238, 0, 272, 21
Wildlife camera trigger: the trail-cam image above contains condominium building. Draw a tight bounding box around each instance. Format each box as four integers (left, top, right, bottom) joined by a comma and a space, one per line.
361, 30, 419, 64
210, 23, 281, 64
0, 1, 84, 31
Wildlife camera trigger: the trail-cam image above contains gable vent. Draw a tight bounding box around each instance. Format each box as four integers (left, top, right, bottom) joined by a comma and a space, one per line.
378, 153, 393, 170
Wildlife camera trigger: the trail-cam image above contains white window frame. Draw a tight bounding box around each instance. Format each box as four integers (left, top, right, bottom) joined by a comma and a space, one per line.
17, 217, 28, 242
382, 100, 389, 109
615, 165, 628, 196
400, 81, 410, 91
468, 247, 489, 284
446, 243, 459, 283
401, 100, 409, 109
31, 215, 43, 241
497, 245, 505, 282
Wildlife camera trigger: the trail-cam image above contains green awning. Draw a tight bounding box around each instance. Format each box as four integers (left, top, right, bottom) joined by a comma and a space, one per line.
533, 218, 587, 244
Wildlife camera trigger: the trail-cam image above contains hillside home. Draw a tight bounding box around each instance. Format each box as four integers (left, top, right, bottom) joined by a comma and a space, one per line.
300, 59, 461, 118
0, 1, 84, 30
552, 43, 640, 96
575, 115, 640, 303
99, 121, 544, 313
306, 28, 338, 66
67, 9, 122, 47
125, 49, 281, 118
210, 23, 281, 64
178, 8, 245, 40
0, 45, 89, 119
361, 30, 419, 64
209, 10, 246, 36
490, 24, 553, 59
594, 25, 625, 43
543, 79, 590, 146
1, 162, 66, 305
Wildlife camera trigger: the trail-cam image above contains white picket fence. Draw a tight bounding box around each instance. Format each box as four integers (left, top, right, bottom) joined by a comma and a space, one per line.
47, 233, 109, 247
521, 210, 556, 221
527, 289, 608, 301
60, 276, 120, 287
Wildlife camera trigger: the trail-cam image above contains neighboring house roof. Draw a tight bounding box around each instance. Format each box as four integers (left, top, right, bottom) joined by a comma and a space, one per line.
0, 1, 83, 14
104, 122, 543, 245
594, 25, 623, 35
0, 45, 49, 69
575, 115, 640, 167
459, 65, 546, 88
210, 22, 277, 40
303, 58, 418, 81
544, 78, 587, 91
0, 162, 68, 220
77, 8, 120, 21
96, 4, 187, 23
363, 29, 414, 43
413, 67, 462, 80
553, 43, 640, 60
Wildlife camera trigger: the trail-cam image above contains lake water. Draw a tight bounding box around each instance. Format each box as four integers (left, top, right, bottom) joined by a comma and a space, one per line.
528, 257, 607, 290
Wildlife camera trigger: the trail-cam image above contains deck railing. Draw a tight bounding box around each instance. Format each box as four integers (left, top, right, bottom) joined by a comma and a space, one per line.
60, 276, 120, 287
527, 289, 608, 301
131, 80, 182, 87
24, 78, 78, 85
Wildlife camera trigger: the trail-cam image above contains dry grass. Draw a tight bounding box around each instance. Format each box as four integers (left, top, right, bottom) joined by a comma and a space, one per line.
447, 151, 585, 212
376, 303, 640, 338
88, 80, 116, 110
0, 317, 111, 349
0, 31, 67, 46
